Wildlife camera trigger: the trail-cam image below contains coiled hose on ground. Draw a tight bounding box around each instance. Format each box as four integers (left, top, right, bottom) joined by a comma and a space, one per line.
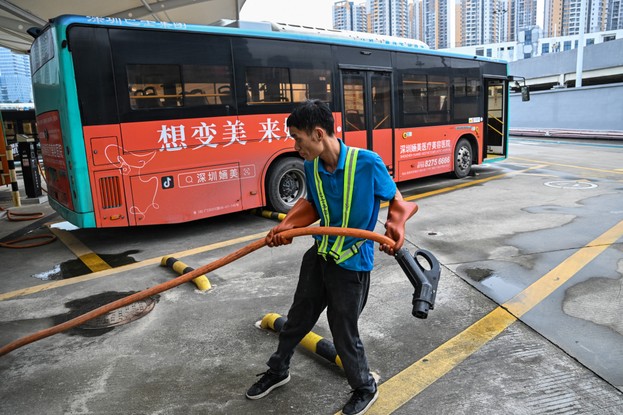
0, 227, 396, 357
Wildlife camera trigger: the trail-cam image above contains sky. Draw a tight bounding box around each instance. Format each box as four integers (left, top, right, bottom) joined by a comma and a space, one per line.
239, 0, 335, 28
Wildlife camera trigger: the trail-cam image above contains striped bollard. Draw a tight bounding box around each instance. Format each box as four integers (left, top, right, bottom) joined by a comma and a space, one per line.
160, 256, 212, 292
6, 147, 20, 207
260, 312, 342, 369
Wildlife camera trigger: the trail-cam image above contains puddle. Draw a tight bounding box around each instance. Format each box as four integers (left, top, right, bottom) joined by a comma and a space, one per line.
48, 221, 80, 231
31, 250, 140, 280
464, 267, 522, 300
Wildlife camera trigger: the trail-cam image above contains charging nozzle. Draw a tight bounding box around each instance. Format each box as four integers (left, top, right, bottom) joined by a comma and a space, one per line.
394, 247, 441, 319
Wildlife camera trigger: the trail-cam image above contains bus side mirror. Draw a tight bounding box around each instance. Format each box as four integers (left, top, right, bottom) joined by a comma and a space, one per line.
521, 86, 530, 102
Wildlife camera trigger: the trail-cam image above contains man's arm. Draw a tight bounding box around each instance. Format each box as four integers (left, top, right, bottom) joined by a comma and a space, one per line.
380, 190, 418, 255
266, 198, 319, 247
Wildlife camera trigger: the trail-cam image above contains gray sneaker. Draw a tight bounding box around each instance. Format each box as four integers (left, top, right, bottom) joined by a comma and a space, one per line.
245, 370, 291, 400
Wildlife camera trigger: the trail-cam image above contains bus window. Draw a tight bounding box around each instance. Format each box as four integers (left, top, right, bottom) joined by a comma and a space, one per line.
182, 65, 233, 106
372, 74, 391, 130
467, 78, 480, 96
290, 68, 332, 102
246, 67, 291, 104
127, 64, 182, 109
428, 75, 450, 123
453, 77, 481, 122
343, 74, 365, 132
454, 77, 467, 97
402, 73, 427, 126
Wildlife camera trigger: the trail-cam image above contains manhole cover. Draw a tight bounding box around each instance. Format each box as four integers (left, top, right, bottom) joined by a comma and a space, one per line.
544, 180, 597, 189
79, 297, 157, 329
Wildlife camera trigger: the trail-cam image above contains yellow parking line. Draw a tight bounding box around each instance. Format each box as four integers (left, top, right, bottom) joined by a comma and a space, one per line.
509, 156, 623, 175
0, 231, 267, 301
48, 226, 112, 272
381, 164, 547, 208
365, 219, 623, 414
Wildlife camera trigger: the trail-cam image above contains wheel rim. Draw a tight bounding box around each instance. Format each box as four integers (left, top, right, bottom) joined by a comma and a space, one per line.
278, 169, 306, 207
456, 145, 471, 173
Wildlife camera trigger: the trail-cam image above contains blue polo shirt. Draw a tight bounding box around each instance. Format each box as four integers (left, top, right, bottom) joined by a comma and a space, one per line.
305, 140, 397, 271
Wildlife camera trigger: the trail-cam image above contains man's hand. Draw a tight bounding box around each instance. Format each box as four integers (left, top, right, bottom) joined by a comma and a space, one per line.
380, 192, 418, 256
265, 198, 319, 247
266, 223, 294, 247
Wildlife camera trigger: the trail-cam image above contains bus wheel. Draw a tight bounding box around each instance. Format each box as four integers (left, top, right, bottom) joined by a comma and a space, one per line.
266, 157, 306, 213
452, 138, 472, 179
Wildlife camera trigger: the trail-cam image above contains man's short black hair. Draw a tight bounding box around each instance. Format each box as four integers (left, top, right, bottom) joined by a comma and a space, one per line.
287, 99, 335, 136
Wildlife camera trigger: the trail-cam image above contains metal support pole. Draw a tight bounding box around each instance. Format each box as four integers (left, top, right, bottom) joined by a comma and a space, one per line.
575, 0, 586, 88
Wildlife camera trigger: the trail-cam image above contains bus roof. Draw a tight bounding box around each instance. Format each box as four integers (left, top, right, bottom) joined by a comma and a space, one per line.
48, 14, 506, 65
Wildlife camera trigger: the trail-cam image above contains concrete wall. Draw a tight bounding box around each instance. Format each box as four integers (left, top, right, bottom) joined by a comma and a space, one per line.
509, 38, 623, 80
509, 83, 623, 133
508, 38, 623, 92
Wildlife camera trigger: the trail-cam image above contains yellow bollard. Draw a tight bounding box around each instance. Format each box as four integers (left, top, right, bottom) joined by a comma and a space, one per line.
260, 313, 343, 368
252, 209, 287, 222
160, 256, 211, 292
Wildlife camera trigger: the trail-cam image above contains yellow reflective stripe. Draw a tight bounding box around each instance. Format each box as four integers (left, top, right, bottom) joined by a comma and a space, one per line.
314, 146, 362, 264
334, 239, 365, 264
314, 157, 330, 256
331, 148, 358, 261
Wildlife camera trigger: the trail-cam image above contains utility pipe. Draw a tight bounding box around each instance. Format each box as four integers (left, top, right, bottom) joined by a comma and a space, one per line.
0, 227, 396, 357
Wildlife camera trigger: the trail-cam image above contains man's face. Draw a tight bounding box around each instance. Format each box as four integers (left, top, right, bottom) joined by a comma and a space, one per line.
289, 126, 321, 161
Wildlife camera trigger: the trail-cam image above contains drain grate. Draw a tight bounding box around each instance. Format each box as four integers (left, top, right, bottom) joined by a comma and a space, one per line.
79, 297, 157, 329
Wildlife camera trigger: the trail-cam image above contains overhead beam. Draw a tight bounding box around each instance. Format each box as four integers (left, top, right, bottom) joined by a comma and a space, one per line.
0, 0, 46, 26
110, 0, 221, 20
0, 16, 35, 41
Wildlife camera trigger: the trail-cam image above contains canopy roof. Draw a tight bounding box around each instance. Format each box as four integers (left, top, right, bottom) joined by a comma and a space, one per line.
0, 0, 247, 54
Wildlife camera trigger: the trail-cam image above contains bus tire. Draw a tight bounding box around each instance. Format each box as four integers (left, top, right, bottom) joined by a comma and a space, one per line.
452, 138, 473, 179
266, 157, 307, 213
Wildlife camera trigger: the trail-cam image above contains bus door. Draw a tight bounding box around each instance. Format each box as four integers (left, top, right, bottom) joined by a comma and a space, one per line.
484, 78, 508, 159
341, 69, 393, 172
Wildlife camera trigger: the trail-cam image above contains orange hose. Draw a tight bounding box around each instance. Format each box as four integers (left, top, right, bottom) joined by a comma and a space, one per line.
0, 227, 395, 357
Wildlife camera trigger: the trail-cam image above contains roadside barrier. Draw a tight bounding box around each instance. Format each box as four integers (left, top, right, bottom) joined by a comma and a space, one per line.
161, 256, 212, 292
260, 312, 342, 368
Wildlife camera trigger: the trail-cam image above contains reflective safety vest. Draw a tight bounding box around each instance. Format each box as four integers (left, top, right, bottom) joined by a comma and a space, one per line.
314, 147, 365, 264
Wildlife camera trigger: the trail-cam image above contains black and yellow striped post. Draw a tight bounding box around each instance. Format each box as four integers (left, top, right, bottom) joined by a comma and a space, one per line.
252, 209, 287, 222
260, 312, 343, 369
161, 256, 211, 292
6, 147, 20, 207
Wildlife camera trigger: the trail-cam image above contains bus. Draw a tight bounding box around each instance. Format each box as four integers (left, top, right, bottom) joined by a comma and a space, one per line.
29, 15, 510, 228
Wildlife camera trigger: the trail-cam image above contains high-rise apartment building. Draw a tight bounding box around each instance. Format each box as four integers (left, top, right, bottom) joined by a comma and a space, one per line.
455, 0, 537, 47
544, 0, 609, 37
0, 47, 32, 103
410, 0, 424, 40
422, 0, 452, 48
457, 0, 497, 46
511, 0, 538, 39
367, 0, 410, 38
608, 0, 623, 29
333, 1, 368, 32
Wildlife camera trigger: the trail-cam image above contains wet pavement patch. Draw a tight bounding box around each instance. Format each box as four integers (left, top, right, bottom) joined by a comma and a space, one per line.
52, 291, 159, 337
31, 250, 141, 280
465, 267, 495, 282
563, 276, 623, 335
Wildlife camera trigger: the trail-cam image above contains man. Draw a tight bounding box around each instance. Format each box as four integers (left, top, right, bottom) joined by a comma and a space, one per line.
246, 100, 417, 415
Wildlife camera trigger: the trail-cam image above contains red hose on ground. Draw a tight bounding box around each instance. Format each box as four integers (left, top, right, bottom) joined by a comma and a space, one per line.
0, 227, 396, 357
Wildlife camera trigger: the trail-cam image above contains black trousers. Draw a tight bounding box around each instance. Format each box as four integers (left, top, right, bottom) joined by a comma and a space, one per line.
267, 244, 376, 392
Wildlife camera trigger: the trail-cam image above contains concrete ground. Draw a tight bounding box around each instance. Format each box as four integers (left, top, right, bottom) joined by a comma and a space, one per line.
1, 138, 622, 414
